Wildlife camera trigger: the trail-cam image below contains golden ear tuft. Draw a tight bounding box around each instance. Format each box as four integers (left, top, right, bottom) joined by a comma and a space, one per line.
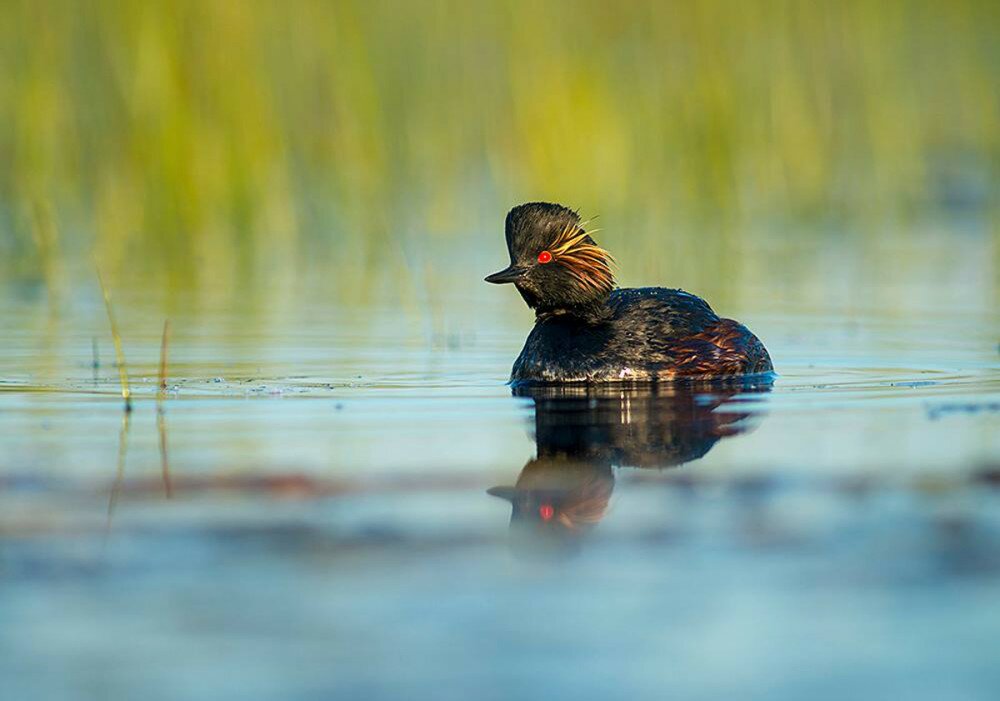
549, 222, 616, 294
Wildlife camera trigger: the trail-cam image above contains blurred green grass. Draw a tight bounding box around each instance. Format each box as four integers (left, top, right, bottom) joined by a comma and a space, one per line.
0, 0, 996, 299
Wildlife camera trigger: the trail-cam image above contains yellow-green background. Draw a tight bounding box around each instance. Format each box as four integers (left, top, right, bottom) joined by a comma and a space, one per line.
1, 0, 997, 308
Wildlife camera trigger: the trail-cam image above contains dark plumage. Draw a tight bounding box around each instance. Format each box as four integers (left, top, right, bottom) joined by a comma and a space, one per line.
485, 202, 773, 383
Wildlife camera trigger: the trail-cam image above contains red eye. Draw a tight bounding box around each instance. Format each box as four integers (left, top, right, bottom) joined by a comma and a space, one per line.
539, 504, 555, 521
537, 250, 553, 264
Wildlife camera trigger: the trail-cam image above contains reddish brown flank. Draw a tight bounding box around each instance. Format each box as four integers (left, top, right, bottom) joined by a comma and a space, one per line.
667, 318, 773, 378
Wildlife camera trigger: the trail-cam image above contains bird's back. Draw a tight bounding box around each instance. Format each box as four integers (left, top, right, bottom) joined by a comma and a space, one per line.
511, 287, 772, 383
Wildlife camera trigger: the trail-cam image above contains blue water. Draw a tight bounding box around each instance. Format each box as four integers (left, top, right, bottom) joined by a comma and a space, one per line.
1, 271, 999, 699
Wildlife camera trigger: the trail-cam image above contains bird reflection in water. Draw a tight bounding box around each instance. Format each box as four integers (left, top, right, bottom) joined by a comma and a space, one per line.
489, 379, 772, 557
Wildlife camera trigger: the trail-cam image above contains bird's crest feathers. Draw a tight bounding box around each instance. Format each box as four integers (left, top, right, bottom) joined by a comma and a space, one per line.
548, 221, 616, 295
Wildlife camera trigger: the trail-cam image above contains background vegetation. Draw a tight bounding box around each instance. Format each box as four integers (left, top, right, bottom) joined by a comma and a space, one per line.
0, 0, 996, 307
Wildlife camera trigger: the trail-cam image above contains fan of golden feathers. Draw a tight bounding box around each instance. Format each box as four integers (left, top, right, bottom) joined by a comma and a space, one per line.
549, 222, 616, 294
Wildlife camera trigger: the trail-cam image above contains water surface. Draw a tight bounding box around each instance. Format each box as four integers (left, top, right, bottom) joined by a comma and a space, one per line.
2, 268, 998, 700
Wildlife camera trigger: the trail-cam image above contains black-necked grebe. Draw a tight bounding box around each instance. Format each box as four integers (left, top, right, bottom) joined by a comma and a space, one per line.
485, 202, 773, 383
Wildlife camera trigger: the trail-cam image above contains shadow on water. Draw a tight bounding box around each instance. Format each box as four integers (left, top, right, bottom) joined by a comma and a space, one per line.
489, 378, 773, 559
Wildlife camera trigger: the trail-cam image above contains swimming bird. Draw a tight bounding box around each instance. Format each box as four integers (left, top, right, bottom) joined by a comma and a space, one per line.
485, 202, 773, 383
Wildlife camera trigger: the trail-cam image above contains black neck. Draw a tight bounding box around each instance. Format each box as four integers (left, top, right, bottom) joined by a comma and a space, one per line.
535, 296, 612, 325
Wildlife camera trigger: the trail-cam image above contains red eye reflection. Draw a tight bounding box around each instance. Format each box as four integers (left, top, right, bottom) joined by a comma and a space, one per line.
539, 504, 555, 521
537, 250, 553, 264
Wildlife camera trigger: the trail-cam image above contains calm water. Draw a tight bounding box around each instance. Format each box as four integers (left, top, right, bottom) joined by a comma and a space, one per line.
2, 0, 997, 695
2, 254, 999, 700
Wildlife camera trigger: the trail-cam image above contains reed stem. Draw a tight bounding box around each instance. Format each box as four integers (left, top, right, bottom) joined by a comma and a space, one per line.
96, 268, 132, 412
158, 319, 171, 394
